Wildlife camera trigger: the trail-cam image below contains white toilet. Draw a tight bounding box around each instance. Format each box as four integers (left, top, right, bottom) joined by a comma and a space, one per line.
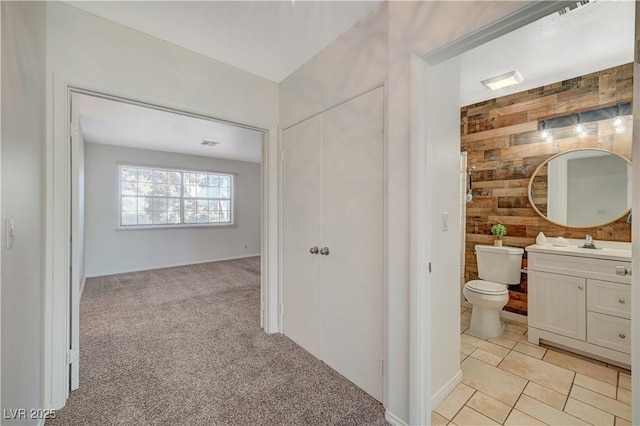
463, 245, 524, 338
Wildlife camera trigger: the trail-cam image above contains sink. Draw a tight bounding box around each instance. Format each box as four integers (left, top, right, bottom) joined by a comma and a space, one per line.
527, 240, 631, 261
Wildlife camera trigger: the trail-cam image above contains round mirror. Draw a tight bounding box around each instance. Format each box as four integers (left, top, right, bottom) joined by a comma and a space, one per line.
528, 149, 631, 228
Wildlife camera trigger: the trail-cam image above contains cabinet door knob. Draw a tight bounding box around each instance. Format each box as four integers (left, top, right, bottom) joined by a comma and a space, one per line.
618, 299, 626, 304
615, 266, 630, 276
577, 285, 584, 290
619, 333, 626, 339
309, 246, 319, 254
320, 247, 330, 256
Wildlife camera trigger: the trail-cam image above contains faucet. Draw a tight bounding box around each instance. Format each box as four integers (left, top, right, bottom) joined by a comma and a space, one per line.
582, 234, 598, 249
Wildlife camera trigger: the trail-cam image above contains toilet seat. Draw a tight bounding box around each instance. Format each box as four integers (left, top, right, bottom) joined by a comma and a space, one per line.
465, 280, 508, 295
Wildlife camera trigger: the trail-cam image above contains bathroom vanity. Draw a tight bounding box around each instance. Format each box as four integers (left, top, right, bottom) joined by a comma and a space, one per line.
526, 240, 631, 367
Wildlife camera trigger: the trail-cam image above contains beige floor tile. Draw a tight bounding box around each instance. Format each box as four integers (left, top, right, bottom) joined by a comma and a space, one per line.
487, 334, 517, 349
499, 351, 575, 394
461, 323, 469, 334
513, 342, 546, 359
434, 382, 475, 420
501, 330, 532, 344
470, 348, 504, 367
461, 357, 527, 406
504, 321, 527, 335
460, 352, 468, 363
461, 310, 472, 326
461, 307, 468, 314
461, 333, 510, 358
466, 391, 511, 424
515, 394, 586, 425
523, 381, 567, 410
461, 339, 476, 356
570, 385, 631, 421
617, 387, 631, 405
574, 373, 617, 398
503, 409, 547, 426
564, 397, 615, 426
431, 411, 449, 426
618, 373, 631, 391
543, 349, 618, 385
451, 406, 500, 426
615, 417, 632, 426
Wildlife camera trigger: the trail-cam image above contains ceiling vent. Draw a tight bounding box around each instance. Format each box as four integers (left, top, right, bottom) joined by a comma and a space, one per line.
201, 140, 221, 147
558, 0, 594, 16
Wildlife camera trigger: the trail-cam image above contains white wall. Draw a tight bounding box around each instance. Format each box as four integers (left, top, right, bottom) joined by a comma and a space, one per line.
85, 143, 261, 276
281, 2, 536, 422
425, 56, 463, 405
1, 1, 46, 423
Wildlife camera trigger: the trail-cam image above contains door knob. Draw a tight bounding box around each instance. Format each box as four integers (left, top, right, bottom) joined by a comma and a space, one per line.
309, 246, 319, 254
320, 247, 330, 256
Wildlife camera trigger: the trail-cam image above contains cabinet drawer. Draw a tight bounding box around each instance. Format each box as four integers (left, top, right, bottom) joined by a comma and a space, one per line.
587, 280, 631, 319
587, 312, 631, 354
528, 253, 631, 284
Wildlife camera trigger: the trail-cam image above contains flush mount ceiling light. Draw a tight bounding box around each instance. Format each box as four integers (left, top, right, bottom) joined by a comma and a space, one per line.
481, 71, 524, 91
201, 140, 221, 147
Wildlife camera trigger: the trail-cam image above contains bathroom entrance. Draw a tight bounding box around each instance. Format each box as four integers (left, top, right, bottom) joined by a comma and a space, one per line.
411, 0, 638, 424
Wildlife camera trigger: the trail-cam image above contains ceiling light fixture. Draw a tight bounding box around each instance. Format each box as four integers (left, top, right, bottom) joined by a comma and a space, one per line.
481, 70, 524, 91
201, 140, 221, 147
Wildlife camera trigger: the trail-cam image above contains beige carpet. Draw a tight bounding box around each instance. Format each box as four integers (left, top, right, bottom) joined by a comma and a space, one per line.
47, 256, 386, 425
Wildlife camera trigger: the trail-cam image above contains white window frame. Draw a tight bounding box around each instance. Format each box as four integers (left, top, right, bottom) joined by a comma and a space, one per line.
118, 164, 234, 228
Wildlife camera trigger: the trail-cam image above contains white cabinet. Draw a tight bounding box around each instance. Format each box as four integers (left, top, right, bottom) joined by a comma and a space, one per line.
528, 271, 586, 340
527, 245, 631, 367
282, 87, 384, 401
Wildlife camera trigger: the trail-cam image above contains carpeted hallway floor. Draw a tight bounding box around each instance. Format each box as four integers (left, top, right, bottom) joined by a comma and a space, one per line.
48, 256, 386, 425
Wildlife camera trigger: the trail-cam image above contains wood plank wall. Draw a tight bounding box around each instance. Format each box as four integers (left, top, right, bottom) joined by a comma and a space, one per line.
460, 63, 633, 316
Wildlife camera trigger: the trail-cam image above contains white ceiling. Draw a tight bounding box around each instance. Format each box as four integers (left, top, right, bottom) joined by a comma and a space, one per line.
62, 0, 383, 83
460, 0, 634, 106
74, 93, 264, 163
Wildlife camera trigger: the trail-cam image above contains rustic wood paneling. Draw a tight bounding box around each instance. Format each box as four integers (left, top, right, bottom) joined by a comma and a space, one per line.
461, 63, 633, 316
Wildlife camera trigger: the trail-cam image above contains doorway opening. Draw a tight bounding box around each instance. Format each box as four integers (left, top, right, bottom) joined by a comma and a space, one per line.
47, 83, 270, 410
412, 1, 638, 424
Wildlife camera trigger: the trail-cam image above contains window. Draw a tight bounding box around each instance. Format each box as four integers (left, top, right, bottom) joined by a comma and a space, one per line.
119, 165, 233, 227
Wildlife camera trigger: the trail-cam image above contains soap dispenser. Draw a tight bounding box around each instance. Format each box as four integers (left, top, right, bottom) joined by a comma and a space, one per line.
536, 231, 547, 245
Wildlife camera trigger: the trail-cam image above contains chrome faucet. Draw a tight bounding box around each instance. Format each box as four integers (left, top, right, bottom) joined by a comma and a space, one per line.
582, 234, 598, 249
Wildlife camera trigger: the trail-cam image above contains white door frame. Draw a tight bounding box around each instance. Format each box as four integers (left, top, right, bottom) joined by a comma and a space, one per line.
407, 1, 629, 423
44, 74, 274, 409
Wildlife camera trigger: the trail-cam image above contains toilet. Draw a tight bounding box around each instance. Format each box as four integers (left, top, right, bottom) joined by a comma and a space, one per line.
463, 245, 524, 338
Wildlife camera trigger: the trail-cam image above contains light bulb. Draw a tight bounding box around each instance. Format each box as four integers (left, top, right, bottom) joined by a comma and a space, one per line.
614, 117, 623, 127
540, 130, 549, 140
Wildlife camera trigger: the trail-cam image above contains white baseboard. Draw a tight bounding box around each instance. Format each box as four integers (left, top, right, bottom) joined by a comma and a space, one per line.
86, 253, 261, 277
500, 309, 527, 324
431, 369, 463, 408
79, 276, 86, 298
384, 410, 408, 426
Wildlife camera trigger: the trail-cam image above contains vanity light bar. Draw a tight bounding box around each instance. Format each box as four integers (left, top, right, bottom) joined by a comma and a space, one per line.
538, 102, 631, 131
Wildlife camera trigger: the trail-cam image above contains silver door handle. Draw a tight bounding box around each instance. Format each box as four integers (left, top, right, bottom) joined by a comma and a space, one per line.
310, 246, 319, 254
619, 299, 626, 304
320, 247, 330, 256
577, 285, 584, 290
619, 333, 626, 339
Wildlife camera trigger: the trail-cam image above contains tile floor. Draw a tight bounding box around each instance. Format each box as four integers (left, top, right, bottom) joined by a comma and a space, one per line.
432, 307, 632, 425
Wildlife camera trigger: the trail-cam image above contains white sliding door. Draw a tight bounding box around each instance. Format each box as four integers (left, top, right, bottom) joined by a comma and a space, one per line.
282, 87, 384, 401
321, 87, 384, 401
282, 115, 322, 358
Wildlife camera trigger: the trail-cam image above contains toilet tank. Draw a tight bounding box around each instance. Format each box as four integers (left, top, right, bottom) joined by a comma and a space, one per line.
475, 245, 524, 285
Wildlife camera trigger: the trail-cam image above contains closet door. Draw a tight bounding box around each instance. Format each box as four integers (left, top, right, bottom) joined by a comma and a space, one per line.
282, 115, 322, 357
321, 87, 384, 401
